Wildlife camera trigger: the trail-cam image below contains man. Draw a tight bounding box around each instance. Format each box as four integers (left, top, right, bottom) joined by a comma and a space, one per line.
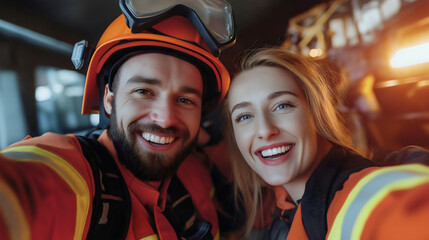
0, 1, 238, 239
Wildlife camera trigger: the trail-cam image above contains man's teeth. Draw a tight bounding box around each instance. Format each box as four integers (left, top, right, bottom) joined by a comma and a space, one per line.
142, 133, 175, 144
261, 145, 292, 157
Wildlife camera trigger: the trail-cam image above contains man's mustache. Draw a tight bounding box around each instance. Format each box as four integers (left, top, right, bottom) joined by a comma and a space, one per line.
128, 122, 186, 137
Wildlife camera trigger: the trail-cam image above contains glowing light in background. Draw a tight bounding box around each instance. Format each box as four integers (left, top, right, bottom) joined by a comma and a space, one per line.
35, 86, 52, 101
309, 48, 324, 58
90, 114, 100, 126
390, 42, 429, 68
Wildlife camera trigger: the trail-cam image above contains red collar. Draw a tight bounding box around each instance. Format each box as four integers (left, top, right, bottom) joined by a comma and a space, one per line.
274, 186, 298, 211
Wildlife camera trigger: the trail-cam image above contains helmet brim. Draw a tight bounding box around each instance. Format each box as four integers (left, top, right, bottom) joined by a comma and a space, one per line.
82, 32, 229, 114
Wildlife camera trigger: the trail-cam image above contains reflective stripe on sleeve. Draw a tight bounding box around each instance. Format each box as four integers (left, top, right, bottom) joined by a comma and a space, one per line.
328, 164, 429, 240
209, 186, 215, 199
139, 234, 159, 240
0, 181, 30, 240
2, 146, 91, 240
214, 230, 220, 240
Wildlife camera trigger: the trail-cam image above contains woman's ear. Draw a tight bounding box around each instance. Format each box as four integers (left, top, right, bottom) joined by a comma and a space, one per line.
103, 83, 113, 115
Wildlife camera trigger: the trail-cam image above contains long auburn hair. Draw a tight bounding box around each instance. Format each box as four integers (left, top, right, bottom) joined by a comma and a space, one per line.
223, 47, 360, 235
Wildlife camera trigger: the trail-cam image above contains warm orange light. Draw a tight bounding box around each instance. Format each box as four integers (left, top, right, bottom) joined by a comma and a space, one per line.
309, 48, 323, 58
390, 42, 429, 68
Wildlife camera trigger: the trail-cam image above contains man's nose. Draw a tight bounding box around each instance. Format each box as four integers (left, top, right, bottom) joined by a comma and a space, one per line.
149, 99, 176, 128
257, 114, 279, 139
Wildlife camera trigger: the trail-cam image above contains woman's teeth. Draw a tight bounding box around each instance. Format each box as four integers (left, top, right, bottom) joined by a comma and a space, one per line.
261, 145, 292, 158
142, 132, 175, 145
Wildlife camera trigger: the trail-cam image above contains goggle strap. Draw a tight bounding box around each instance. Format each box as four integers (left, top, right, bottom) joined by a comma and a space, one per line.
122, 3, 221, 56
145, 27, 208, 52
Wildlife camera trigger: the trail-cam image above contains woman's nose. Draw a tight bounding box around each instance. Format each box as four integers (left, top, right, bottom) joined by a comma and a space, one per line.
257, 114, 279, 139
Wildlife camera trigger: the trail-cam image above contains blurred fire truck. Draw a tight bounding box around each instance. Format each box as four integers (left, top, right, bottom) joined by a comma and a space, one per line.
283, 0, 429, 158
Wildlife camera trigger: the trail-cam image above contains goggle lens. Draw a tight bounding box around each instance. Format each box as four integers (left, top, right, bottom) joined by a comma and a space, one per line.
124, 0, 235, 45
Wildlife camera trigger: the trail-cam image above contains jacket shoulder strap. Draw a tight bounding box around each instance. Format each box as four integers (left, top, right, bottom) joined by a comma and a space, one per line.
76, 135, 131, 240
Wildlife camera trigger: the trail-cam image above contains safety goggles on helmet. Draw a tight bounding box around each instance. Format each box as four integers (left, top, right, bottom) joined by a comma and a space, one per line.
119, 0, 235, 56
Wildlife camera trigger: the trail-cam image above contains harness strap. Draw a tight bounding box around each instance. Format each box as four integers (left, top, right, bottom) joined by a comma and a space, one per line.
76, 135, 131, 240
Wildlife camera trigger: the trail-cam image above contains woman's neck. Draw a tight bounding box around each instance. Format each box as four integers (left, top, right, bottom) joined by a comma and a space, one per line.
283, 138, 333, 204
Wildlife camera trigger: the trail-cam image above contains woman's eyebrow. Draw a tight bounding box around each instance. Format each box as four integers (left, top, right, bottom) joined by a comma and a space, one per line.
230, 91, 297, 114
267, 90, 297, 100
230, 101, 250, 115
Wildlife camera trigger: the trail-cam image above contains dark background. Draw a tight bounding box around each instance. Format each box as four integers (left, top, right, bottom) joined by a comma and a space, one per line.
0, 0, 329, 74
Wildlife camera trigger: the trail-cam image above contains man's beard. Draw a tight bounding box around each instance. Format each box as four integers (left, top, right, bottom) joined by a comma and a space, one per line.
109, 103, 197, 181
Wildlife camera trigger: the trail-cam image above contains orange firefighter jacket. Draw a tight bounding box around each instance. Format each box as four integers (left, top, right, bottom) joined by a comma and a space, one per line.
0, 130, 220, 240
272, 147, 429, 240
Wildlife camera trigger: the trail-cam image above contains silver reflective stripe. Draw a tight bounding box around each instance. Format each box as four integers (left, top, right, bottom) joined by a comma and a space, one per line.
3, 150, 47, 161
328, 164, 429, 240
341, 171, 418, 239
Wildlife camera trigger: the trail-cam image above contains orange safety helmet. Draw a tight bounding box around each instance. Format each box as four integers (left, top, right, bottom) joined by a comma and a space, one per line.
74, 2, 235, 115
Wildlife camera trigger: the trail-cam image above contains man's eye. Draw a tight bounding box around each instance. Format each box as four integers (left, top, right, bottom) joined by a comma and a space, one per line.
177, 98, 194, 105
136, 89, 151, 95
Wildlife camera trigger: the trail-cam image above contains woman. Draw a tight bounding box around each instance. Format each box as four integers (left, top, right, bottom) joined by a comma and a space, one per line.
223, 47, 429, 239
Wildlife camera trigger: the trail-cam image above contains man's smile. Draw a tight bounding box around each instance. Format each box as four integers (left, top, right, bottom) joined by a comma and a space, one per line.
142, 132, 176, 145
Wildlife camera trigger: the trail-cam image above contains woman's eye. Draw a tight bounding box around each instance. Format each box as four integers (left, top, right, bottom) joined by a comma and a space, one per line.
235, 114, 252, 123
274, 102, 293, 111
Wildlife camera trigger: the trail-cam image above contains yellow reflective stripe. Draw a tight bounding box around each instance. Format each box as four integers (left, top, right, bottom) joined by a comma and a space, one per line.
139, 234, 159, 240
0, 181, 30, 240
328, 164, 429, 240
209, 187, 215, 198
2, 146, 90, 240
139, 232, 218, 240
351, 173, 429, 239
209, 187, 219, 240
214, 230, 220, 240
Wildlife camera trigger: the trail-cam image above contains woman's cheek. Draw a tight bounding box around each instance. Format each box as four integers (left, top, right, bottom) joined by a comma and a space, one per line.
234, 128, 250, 155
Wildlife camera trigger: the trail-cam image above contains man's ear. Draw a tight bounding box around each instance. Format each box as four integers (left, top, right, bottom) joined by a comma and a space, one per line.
103, 83, 114, 115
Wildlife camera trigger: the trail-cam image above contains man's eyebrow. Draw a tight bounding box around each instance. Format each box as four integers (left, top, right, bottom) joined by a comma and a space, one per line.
126, 76, 161, 86
230, 102, 251, 115
267, 90, 297, 100
125, 76, 202, 98
180, 86, 202, 98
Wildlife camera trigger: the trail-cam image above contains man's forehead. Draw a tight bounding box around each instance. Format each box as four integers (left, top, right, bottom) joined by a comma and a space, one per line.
117, 54, 202, 94
121, 52, 199, 69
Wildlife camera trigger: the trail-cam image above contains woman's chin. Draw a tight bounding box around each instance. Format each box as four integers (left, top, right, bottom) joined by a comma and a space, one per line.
262, 175, 289, 187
